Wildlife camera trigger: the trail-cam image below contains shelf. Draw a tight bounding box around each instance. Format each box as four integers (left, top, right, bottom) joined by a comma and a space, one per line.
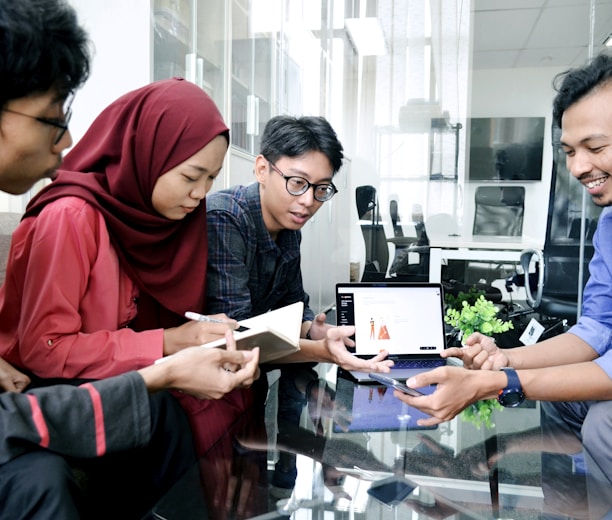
153, 7, 190, 48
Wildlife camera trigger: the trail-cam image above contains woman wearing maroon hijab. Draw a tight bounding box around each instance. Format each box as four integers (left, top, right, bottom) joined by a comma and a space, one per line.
0, 78, 259, 454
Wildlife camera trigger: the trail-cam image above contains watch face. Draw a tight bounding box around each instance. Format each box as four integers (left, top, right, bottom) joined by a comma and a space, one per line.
499, 390, 524, 407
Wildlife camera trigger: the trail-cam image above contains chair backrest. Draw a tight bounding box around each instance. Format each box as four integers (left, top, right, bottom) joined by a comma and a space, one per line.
389, 199, 404, 237
472, 186, 525, 236
360, 223, 389, 280
425, 213, 457, 240
356, 185, 389, 280
518, 129, 602, 325
0, 212, 23, 285
356, 185, 376, 220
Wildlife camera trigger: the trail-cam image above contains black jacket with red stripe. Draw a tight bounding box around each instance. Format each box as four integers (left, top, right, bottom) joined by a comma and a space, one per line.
0, 371, 149, 465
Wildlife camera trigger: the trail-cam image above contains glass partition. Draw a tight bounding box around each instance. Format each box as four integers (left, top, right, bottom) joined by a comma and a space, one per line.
152, 0, 228, 117
151, 0, 612, 300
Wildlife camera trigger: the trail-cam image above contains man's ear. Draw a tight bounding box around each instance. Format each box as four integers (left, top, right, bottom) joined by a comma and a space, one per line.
254, 155, 268, 184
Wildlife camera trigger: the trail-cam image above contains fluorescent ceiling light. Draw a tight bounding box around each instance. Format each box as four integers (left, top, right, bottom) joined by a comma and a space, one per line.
604, 34, 612, 47
345, 17, 387, 56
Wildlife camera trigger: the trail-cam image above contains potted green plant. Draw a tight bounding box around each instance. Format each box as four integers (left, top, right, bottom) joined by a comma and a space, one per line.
444, 294, 514, 429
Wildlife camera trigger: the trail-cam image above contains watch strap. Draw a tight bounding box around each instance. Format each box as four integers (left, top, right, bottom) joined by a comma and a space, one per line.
501, 367, 521, 390
498, 367, 525, 407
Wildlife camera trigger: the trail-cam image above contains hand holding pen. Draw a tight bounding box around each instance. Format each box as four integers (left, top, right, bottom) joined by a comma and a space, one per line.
185, 312, 249, 332
183, 312, 255, 377
162, 311, 242, 356
185, 311, 231, 324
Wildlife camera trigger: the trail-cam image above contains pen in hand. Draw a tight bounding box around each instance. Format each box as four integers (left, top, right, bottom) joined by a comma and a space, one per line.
184, 311, 249, 332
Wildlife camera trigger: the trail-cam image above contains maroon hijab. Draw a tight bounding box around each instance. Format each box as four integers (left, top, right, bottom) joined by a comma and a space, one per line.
24, 78, 229, 322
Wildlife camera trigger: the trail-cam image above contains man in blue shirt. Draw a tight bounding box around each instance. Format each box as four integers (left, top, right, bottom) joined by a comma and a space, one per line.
397, 54, 612, 499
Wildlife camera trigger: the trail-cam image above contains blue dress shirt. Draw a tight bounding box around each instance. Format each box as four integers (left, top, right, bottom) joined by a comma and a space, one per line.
569, 206, 612, 379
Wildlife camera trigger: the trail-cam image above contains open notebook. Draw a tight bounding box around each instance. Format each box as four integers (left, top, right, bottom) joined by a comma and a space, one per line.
336, 282, 447, 382
156, 302, 303, 365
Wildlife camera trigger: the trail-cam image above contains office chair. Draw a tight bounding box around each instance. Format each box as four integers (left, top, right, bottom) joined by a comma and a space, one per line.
356, 185, 390, 281
389, 199, 404, 238
515, 133, 602, 328
472, 186, 525, 236
387, 198, 426, 269
387, 203, 433, 280
356, 188, 429, 282
464, 186, 526, 284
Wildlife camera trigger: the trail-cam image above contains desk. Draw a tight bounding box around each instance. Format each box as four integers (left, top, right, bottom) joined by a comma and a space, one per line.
145, 365, 608, 519
428, 235, 544, 283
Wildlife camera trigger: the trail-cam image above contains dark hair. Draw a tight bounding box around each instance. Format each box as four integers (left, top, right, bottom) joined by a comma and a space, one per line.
0, 0, 91, 107
552, 52, 612, 128
260, 115, 344, 175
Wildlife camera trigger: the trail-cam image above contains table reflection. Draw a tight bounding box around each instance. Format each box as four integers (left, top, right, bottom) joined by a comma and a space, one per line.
147, 368, 612, 520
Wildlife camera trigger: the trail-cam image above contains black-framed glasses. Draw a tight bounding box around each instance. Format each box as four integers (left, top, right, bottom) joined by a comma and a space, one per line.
1, 94, 74, 145
268, 161, 338, 202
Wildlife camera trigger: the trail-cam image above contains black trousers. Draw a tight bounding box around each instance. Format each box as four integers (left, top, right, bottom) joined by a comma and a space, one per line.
0, 450, 82, 519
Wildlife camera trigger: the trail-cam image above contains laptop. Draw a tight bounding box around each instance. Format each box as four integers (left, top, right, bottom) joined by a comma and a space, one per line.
335, 281, 447, 382
332, 373, 437, 432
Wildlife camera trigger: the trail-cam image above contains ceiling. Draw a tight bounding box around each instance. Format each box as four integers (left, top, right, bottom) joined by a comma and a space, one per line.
472, 0, 612, 69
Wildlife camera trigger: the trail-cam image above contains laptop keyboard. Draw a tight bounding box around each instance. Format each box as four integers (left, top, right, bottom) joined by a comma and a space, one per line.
392, 359, 442, 369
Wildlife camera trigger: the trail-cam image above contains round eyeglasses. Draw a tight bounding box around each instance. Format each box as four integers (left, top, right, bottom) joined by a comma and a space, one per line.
268, 161, 338, 202
1, 93, 74, 145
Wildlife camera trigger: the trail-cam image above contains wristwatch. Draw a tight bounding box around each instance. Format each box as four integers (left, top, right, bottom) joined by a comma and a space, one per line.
497, 367, 525, 408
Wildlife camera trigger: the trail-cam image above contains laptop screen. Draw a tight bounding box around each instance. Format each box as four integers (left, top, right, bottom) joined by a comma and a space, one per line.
336, 282, 446, 357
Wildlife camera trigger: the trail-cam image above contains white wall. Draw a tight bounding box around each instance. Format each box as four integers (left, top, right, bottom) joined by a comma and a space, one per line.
468, 66, 566, 243
69, 0, 151, 143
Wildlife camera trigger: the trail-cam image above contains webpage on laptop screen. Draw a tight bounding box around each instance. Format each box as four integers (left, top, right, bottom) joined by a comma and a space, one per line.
337, 285, 444, 356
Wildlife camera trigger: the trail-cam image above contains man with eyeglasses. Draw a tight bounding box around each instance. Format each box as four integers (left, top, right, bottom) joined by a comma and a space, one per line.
0, 96, 73, 197
1, 94, 72, 145
206, 115, 392, 495
207, 115, 373, 358
0, 1, 258, 518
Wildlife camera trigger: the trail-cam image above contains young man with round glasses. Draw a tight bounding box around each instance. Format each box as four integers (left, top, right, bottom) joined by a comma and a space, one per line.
207, 115, 390, 365
206, 115, 392, 494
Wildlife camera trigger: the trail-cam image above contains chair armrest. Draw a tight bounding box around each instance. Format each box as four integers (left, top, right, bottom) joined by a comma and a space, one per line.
519, 248, 544, 309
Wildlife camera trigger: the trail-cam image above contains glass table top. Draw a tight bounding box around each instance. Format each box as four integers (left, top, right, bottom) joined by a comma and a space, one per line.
148, 365, 611, 520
